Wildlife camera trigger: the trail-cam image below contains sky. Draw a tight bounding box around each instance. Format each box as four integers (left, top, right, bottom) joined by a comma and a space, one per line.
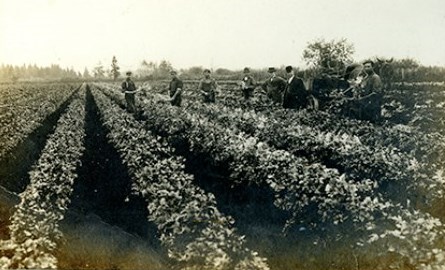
1, 0, 444, 72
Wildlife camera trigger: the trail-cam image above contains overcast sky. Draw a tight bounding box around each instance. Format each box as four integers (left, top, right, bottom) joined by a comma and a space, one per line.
1, 0, 444, 72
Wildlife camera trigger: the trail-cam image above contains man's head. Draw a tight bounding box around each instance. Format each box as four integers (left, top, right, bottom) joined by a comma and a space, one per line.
170, 70, 178, 79
126, 71, 132, 80
285, 65, 294, 78
363, 60, 375, 75
203, 69, 211, 78
268, 67, 276, 75
243, 67, 250, 74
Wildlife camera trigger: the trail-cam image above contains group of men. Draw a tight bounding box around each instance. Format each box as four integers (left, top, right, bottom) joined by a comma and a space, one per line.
122, 60, 384, 122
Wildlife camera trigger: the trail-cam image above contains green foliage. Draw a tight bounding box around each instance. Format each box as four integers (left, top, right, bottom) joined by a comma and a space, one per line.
0, 64, 80, 82
0, 83, 78, 160
91, 87, 269, 269
0, 88, 86, 269
99, 81, 445, 269
138, 60, 173, 79
302, 38, 355, 76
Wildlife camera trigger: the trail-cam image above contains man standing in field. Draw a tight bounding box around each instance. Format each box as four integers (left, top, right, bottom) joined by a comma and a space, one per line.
283, 66, 308, 109
198, 69, 217, 103
240, 67, 256, 100
350, 60, 384, 122
168, 70, 183, 106
121, 71, 138, 113
261, 67, 287, 104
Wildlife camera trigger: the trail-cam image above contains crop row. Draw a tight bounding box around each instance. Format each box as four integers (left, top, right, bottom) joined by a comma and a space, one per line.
0, 88, 86, 269
91, 88, 269, 270
98, 82, 445, 269
0, 83, 65, 105
175, 97, 442, 206
0, 83, 78, 160
96, 84, 383, 231
261, 108, 445, 203
103, 82, 445, 208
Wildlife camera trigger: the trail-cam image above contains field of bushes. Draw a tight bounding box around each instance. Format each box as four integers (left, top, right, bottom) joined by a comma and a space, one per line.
0, 80, 443, 270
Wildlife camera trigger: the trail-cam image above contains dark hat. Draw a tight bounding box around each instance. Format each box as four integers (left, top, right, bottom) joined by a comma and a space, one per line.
362, 60, 374, 67
203, 69, 211, 73
285, 66, 293, 73
126, 71, 132, 76
268, 67, 276, 73
243, 67, 250, 73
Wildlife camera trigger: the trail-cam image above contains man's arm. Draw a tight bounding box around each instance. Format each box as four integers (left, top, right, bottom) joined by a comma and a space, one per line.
248, 76, 256, 88
211, 79, 219, 94
170, 81, 183, 101
278, 77, 287, 92
261, 80, 268, 91
359, 76, 383, 101
198, 80, 208, 96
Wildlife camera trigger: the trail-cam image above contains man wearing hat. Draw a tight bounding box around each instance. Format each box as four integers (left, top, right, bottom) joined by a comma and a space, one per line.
198, 69, 217, 103
353, 60, 383, 122
168, 70, 183, 106
283, 66, 308, 109
121, 71, 138, 113
261, 67, 287, 104
240, 67, 256, 100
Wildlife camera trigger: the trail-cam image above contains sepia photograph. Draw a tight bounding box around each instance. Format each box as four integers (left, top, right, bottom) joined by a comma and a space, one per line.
0, 0, 445, 269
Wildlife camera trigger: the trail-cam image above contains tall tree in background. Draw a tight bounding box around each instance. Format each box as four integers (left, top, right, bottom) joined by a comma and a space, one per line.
303, 38, 355, 76
83, 67, 91, 78
92, 62, 105, 78
111, 56, 120, 80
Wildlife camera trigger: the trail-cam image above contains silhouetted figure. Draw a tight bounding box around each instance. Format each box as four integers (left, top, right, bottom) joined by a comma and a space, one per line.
168, 70, 183, 106
283, 66, 308, 109
261, 67, 287, 104
121, 71, 138, 113
198, 69, 217, 103
240, 67, 256, 100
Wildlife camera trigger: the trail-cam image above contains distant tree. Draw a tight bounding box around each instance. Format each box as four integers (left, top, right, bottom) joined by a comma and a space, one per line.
392, 58, 420, 81
158, 60, 173, 78
111, 56, 120, 80
214, 68, 233, 76
303, 38, 355, 76
136, 60, 151, 78
182, 66, 204, 79
83, 67, 91, 78
142, 60, 157, 72
92, 62, 105, 78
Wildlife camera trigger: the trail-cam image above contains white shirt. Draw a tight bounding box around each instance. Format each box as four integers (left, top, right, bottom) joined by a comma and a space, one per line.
288, 75, 295, 84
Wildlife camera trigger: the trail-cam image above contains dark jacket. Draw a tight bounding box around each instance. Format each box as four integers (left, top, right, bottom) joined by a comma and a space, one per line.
359, 72, 383, 99
262, 76, 287, 103
169, 77, 183, 106
283, 76, 308, 109
198, 78, 217, 103
242, 75, 256, 89
121, 79, 137, 93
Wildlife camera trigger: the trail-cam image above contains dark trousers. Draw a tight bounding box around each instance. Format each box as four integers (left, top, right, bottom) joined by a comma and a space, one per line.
346, 99, 381, 123
125, 93, 136, 113
283, 94, 307, 109
170, 95, 182, 107
242, 88, 254, 99
202, 91, 215, 103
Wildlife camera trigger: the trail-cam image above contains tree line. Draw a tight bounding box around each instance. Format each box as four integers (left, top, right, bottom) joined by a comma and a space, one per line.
1, 39, 445, 83
0, 64, 80, 82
